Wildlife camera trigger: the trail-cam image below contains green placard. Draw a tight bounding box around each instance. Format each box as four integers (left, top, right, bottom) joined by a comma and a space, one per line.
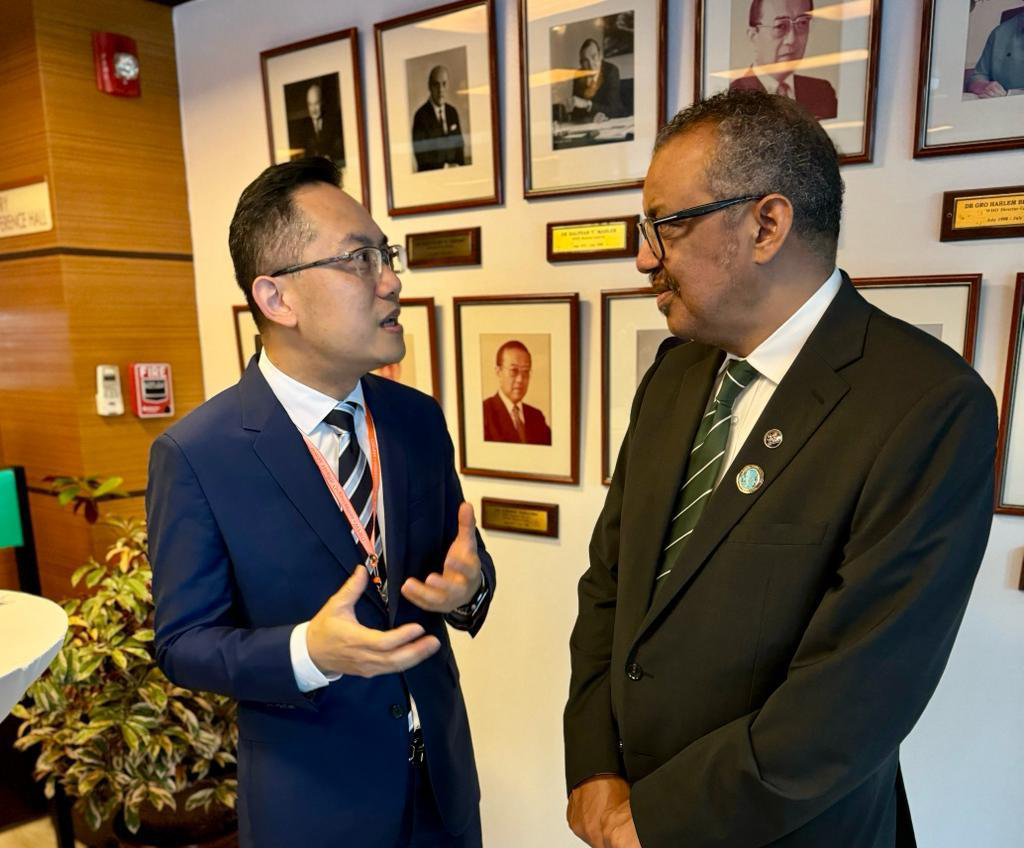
0, 469, 25, 549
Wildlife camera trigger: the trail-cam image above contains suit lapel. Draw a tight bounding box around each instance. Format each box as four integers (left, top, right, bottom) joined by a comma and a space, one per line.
363, 377, 408, 625
616, 345, 723, 641
630, 277, 871, 648
241, 362, 387, 615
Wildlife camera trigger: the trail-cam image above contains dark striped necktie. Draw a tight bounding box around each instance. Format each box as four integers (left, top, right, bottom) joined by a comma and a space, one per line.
324, 402, 387, 601
653, 359, 759, 591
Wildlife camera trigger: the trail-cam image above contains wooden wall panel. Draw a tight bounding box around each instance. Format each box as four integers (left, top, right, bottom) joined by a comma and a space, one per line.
0, 2, 57, 256
0, 256, 82, 487
64, 255, 203, 489
0, 550, 18, 591
33, 0, 191, 254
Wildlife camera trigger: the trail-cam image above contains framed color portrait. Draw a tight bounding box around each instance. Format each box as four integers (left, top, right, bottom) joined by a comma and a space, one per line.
454, 294, 580, 483
852, 275, 982, 364
370, 297, 441, 402
232, 305, 262, 376
260, 29, 370, 208
915, 0, 1024, 157
996, 273, 1024, 514
518, 0, 667, 197
375, 0, 502, 216
601, 288, 672, 485
696, 0, 883, 164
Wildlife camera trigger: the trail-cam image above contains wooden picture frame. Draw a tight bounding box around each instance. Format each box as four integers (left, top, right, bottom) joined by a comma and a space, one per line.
374, 0, 502, 216
260, 28, 370, 209
601, 287, 669, 485
695, 0, 884, 165
995, 274, 1024, 515
518, 0, 667, 198
370, 297, 441, 402
852, 275, 982, 365
914, 0, 1024, 158
454, 294, 580, 484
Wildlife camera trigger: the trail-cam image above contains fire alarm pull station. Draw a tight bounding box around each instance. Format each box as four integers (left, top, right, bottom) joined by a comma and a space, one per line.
129, 363, 174, 418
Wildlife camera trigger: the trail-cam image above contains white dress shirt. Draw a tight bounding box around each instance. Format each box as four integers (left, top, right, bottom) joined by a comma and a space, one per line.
753, 69, 796, 99
711, 267, 842, 489
258, 353, 420, 729
496, 388, 526, 429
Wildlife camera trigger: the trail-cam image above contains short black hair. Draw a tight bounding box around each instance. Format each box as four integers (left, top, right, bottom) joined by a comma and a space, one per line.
749, 0, 814, 28
655, 89, 843, 264
580, 38, 601, 55
227, 156, 340, 330
495, 340, 531, 367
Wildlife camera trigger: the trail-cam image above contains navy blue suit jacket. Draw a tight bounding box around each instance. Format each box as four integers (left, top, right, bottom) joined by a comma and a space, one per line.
147, 360, 495, 847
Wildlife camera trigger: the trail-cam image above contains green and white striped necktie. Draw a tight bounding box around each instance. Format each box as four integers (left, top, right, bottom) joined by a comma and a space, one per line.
654, 358, 759, 587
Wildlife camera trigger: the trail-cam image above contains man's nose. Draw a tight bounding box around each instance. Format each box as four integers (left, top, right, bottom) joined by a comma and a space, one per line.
636, 236, 660, 275
378, 265, 402, 299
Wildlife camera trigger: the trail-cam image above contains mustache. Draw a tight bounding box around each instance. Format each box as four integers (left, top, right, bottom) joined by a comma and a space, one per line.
649, 271, 679, 295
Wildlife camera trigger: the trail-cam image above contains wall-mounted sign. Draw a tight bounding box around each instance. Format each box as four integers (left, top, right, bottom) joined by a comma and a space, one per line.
940, 185, 1024, 242
406, 227, 481, 269
546, 216, 639, 262
480, 497, 558, 538
0, 180, 53, 239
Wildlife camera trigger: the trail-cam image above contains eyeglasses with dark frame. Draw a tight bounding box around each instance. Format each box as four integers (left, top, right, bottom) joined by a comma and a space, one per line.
268, 243, 408, 280
752, 15, 813, 39
637, 196, 764, 260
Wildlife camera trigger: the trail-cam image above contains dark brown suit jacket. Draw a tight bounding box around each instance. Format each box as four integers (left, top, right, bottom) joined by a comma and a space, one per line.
730, 70, 838, 120
565, 277, 995, 846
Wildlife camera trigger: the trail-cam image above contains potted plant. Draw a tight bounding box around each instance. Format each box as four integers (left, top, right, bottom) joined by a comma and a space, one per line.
11, 477, 238, 845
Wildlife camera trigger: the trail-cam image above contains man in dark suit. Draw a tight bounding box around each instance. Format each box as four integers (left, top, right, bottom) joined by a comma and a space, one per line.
482, 340, 552, 446
729, 0, 838, 120
147, 157, 495, 847
564, 90, 996, 847
566, 38, 624, 122
289, 81, 345, 165
411, 65, 465, 172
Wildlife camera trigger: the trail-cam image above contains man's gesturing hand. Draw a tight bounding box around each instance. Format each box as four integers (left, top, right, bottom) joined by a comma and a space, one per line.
401, 502, 482, 613
307, 566, 440, 677
567, 775, 631, 847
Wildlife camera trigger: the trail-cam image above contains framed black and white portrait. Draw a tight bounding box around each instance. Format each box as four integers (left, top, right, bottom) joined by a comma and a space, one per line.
915, 0, 1024, 157
454, 294, 580, 484
996, 273, 1024, 515
852, 275, 982, 364
696, 0, 883, 164
260, 28, 370, 208
375, 0, 502, 216
518, 0, 667, 197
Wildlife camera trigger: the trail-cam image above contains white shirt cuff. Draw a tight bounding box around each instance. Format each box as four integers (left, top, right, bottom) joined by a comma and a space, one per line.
290, 621, 341, 693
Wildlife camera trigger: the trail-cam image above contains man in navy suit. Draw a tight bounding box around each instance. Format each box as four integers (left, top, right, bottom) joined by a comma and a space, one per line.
729, 0, 838, 120
147, 157, 495, 847
482, 340, 552, 446
411, 65, 465, 172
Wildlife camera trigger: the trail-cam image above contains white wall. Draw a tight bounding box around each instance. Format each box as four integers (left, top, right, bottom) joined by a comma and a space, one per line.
173, 1, 1024, 845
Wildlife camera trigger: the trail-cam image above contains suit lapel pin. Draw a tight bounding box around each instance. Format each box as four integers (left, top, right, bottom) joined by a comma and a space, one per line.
763, 429, 783, 449
736, 464, 764, 494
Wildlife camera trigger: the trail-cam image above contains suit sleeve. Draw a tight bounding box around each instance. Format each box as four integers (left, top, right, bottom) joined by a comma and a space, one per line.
147, 433, 318, 709
411, 106, 428, 171
564, 363, 661, 791
630, 372, 997, 847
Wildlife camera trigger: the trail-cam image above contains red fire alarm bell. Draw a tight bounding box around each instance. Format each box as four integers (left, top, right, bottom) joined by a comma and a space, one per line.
92, 32, 141, 97
129, 363, 174, 419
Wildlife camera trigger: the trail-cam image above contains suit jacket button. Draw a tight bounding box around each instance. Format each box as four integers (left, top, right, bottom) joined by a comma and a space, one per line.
626, 663, 643, 681
390, 703, 405, 719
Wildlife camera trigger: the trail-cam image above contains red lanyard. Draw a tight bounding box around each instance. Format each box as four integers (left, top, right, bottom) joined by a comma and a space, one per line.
302, 406, 385, 594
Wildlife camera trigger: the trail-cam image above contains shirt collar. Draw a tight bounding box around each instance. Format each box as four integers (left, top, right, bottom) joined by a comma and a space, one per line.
258, 351, 364, 435
753, 69, 794, 95
724, 267, 842, 386
497, 388, 521, 415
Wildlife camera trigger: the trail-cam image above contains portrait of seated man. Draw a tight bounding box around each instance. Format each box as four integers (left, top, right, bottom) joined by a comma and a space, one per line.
482, 340, 552, 446
564, 37, 625, 123
411, 65, 466, 171
286, 77, 345, 167
730, 0, 838, 120
966, 2, 1024, 98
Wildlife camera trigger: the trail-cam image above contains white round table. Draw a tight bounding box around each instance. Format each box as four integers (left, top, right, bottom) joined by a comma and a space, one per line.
0, 590, 68, 721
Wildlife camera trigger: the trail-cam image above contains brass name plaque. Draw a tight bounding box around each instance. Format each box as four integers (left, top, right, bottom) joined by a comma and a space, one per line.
480, 497, 558, 538
941, 185, 1024, 241
406, 227, 481, 268
547, 216, 639, 262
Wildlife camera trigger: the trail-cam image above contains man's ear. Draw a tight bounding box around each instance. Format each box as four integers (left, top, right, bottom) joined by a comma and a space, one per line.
251, 274, 298, 329
750, 194, 794, 266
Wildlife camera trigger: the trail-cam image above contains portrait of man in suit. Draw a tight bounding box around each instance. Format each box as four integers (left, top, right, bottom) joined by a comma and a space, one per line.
482, 340, 552, 446
411, 64, 466, 172
147, 157, 495, 847
729, 0, 839, 120
564, 90, 996, 848
965, 0, 1024, 98
285, 75, 345, 167
564, 37, 625, 123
